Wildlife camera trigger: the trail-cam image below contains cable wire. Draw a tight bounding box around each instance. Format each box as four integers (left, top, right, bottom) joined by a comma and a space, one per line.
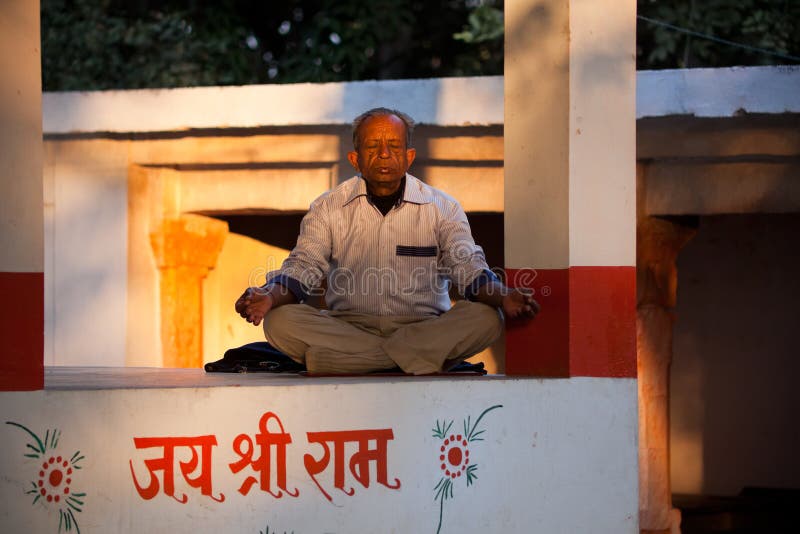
637, 14, 800, 63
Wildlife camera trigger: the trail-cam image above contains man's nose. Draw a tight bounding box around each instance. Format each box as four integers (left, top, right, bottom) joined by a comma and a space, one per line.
378, 141, 390, 158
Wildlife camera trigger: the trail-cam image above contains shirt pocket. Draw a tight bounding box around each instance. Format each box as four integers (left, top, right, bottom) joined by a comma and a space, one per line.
395, 245, 441, 296
396, 245, 438, 257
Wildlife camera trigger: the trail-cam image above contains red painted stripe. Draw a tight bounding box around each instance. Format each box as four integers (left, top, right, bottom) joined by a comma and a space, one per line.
0, 272, 44, 390
504, 267, 636, 378
505, 269, 570, 376
569, 266, 636, 378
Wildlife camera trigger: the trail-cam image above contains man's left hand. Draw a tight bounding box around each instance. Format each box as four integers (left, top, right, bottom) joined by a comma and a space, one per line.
502, 289, 540, 320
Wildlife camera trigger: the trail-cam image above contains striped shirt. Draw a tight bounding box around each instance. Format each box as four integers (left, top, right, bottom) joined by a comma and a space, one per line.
269, 174, 498, 316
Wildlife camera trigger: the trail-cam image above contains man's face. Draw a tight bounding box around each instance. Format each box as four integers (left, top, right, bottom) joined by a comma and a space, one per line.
347, 114, 416, 194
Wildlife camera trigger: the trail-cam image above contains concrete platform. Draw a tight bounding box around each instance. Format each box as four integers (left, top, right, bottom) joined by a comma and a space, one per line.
3, 367, 638, 533
43, 366, 503, 390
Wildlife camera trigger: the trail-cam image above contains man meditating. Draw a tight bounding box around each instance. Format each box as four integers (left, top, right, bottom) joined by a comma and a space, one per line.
235, 107, 538, 374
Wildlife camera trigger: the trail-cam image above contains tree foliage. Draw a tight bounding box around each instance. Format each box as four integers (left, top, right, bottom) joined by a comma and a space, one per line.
638, 0, 800, 69
40, 0, 799, 91
42, 0, 262, 90
41, 0, 504, 91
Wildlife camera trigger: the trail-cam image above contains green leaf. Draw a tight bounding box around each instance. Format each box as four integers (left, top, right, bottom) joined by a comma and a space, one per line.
6, 421, 45, 454
432, 419, 453, 440
466, 463, 479, 486
466, 404, 502, 442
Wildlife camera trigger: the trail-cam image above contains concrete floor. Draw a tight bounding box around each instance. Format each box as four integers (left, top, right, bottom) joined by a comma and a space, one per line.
44, 366, 502, 390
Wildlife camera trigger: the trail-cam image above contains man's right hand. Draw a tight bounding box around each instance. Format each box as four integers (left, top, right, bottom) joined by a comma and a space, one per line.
235, 287, 273, 327
501, 288, 540, 320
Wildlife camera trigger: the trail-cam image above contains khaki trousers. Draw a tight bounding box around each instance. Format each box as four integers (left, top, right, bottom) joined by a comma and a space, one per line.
263, 300, 502, 375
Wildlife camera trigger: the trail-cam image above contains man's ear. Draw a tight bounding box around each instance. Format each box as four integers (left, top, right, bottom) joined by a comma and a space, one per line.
405, 148, 417, 168
347, 151, 360, 171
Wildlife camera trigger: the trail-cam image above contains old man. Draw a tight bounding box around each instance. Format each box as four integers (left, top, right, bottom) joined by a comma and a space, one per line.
235, 107, 538, 374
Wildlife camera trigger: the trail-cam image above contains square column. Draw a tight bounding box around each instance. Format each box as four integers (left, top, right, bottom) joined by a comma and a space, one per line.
504, 0, 637, 377
0, 0, 44, 390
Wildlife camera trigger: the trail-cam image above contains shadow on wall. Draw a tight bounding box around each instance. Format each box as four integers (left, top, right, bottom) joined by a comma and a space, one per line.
671, 213, 800, 496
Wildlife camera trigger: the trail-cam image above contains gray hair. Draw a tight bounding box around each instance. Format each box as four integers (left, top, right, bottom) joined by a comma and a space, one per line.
351, 107, 415, 150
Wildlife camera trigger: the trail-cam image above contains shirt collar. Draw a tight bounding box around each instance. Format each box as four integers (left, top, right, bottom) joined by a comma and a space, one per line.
343, 173, 433, 206
402, 174, 434, 204
343, 176, 369, 206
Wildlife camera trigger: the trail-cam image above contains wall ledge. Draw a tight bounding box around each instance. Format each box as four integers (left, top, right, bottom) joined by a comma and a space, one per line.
43, 67, 800, 135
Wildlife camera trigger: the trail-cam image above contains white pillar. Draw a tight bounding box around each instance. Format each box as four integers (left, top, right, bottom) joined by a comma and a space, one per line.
504, 0, 637, 378
0, 0, 44, 390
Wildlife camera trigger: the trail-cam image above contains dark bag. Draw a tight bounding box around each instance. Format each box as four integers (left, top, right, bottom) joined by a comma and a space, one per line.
204, 342, 305, 373
205, 341, 487, 375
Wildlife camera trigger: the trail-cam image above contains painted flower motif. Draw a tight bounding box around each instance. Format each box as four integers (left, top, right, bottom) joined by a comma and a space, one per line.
432, 405, 502, 534
6, 422, 86, 534
439, 434, 469, 480
38, 455, 74, 504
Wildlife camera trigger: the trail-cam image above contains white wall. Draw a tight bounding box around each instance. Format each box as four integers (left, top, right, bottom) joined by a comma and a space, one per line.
1, 377, 638, 533
43, 67, 800, 134
43, 76, 504, 133
637, 66, 800, 118
44, 141, 128, 366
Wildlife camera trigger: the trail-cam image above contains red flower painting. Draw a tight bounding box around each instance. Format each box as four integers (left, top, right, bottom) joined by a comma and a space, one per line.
432, 405, 502, 534
6, 422, 86, 533
439, 434, 469, 480
38, 454, 75, 504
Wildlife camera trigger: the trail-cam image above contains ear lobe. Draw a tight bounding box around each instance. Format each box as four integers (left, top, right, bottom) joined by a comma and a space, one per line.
347, 151, 360, 171
406, 148, 417, 167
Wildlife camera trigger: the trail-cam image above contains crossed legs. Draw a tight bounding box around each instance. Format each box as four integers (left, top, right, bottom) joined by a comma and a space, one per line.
263, 301, 503, 375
